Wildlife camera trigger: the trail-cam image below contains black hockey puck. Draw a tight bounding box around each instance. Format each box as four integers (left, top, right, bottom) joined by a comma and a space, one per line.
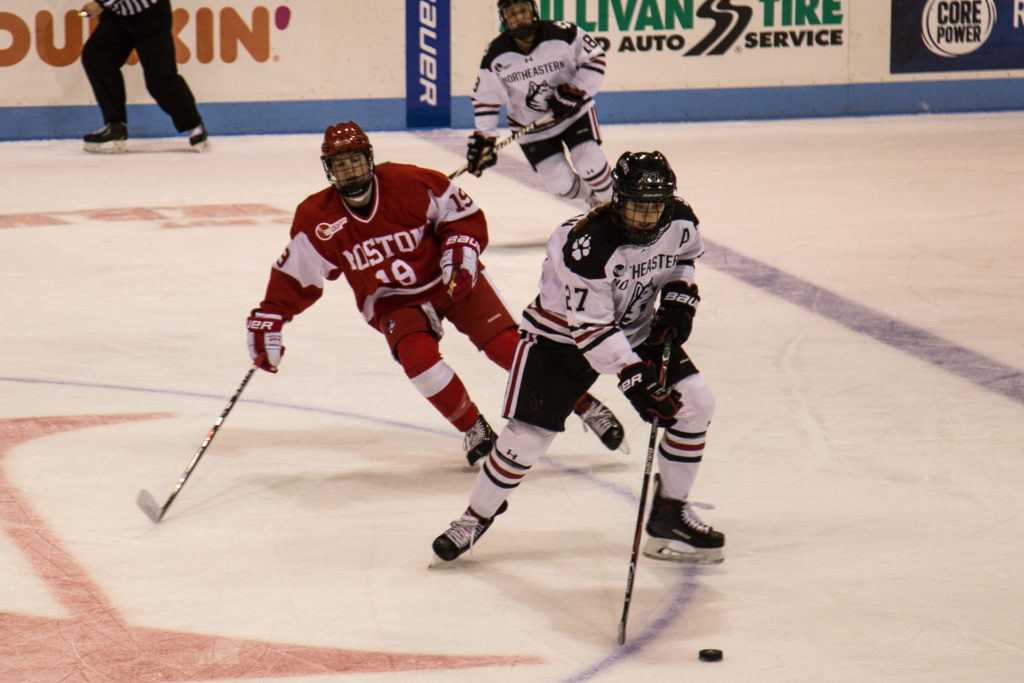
698, 648, 723, 662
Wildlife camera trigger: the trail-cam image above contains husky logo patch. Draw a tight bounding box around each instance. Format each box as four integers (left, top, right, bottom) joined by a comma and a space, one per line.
570, 235, 591, 261
525, 81, 555, 113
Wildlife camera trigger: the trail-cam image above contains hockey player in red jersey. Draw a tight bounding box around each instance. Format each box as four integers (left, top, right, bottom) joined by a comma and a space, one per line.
466, 0, 613, 208
432, 151, 725, 562
246, 121, 626, 465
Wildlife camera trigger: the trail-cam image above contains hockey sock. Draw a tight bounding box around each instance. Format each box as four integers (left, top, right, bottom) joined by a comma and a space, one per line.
480, 326, 519, 371
656, 427, 705, 500
397, 332, 478, 432
469, 419, 555, 518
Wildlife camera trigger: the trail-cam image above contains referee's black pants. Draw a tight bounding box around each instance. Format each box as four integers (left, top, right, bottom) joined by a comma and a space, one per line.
81, 0, 201, 132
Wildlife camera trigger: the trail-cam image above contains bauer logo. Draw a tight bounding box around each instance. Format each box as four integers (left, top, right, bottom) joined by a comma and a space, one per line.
0, 5, 291, 68
406, 0, 451, 128
891, 0, 1024, 72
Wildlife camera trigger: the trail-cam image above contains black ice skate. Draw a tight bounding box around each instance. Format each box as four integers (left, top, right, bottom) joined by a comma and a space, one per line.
463, 414, 496, 466
432, 501, 508, 562
189, 122, 211, 151
83, 121, 128, 154
575, 394, 628, 453
643, 474, 724, 564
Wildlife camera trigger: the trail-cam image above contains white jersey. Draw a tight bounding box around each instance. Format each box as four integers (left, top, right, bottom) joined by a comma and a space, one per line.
520, 200, 704, 376
472, 20, 606, 144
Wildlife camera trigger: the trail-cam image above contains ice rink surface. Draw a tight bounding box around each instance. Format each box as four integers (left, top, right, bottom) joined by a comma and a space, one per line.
2, 113, 1023, 682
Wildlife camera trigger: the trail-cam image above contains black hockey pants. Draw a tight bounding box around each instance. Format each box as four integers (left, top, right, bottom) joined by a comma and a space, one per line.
81, 0, 201, 132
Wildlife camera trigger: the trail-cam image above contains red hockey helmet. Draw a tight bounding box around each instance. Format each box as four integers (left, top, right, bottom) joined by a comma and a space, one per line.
321, 122, 375, 200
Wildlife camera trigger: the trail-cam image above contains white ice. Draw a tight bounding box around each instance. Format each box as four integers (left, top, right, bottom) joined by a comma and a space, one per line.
1, 113, 1023, 682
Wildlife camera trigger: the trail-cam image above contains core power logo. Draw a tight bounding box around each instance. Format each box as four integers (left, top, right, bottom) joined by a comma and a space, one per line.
921, 0, 996, 56
890, 0, 1024, 73
538, 0, 845, 56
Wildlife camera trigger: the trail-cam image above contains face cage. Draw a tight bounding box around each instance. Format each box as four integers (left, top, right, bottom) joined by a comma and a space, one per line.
501, 1, 538, 39
322, 150, 374, 199
613, 195, 672, 245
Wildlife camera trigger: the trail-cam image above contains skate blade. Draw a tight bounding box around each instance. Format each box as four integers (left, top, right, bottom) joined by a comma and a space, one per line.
190, 139, 211, 152
84, 140, 128, 154
427, 553, 461, 569
642, 538, 724, 565
617, 440, 631, 455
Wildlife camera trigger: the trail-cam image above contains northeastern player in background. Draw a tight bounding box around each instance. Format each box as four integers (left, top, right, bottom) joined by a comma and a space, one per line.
432, 151, 725, 564
466, 0, 613, 208
246, 122, 625, 466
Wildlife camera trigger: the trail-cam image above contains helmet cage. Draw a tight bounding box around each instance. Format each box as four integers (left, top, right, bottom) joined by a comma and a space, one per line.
321, 122, 375, 199
610, 151, 676, 245
498, 0, 539, 39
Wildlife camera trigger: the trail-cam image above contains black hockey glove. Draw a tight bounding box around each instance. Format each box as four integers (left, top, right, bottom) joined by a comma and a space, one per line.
547, 83, 587, 119
617, 361, 681, 424
466, 132, 497, 176
649, 282, 699, 345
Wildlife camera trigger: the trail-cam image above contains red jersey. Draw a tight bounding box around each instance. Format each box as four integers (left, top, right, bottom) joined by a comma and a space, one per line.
259, 162, 489, 327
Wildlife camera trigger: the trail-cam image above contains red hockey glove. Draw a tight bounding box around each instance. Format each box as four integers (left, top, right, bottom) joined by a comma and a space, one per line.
440, 235, 480, 303
617, 361, 680, 424
547, 83, 587, 119
466, 132, 497, 176
246, 310, 285, 373
649, 282, 699, 345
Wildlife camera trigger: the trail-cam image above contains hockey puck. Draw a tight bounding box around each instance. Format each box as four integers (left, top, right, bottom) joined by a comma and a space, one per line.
698, 648, 723, 662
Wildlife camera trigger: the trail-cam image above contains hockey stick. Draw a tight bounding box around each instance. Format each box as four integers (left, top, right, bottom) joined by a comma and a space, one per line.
136, 366, 257, 523
617, 335, 674, 645
448, 113, 555, 180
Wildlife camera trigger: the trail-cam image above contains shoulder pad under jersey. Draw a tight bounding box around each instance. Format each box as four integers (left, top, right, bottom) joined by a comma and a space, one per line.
534, 20, 579, 45
561, 207, 626, 280
667, 197, 699, 226
481, 33, 518, 68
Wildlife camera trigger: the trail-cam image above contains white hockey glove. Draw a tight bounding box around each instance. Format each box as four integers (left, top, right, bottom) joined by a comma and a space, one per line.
440, 234, 480, 303
246, 310, 284, 373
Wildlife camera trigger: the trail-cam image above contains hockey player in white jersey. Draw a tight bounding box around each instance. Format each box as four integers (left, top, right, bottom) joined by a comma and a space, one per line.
466, 0, 613, 208
432, 151, 725, 564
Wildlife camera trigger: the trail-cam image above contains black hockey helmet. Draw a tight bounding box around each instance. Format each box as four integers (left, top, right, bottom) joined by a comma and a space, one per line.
610, 151, 677, 244
321, 121, 375, 201
498, 0, 539, 40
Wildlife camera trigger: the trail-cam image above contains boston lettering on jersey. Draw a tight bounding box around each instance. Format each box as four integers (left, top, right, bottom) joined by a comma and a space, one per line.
340, 226, 426, 271
499, 59, 568, 84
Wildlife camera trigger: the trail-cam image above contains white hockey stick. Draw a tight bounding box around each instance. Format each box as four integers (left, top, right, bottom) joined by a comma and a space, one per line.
617, 335, 674, 645
137, 366, 257, 523
448, 113, 555, 180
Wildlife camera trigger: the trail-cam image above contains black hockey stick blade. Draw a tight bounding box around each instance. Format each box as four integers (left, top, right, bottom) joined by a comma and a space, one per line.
136, 488, 166, 523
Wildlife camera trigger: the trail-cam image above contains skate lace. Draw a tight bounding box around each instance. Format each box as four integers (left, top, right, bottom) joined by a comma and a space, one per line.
681, 501, 715, 535
580, 403, 615, 436
446, 513, 481, 552
463, 421, 486, 451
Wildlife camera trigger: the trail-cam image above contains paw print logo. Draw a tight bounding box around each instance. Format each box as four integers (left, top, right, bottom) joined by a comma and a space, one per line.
571, 235, 591, 260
